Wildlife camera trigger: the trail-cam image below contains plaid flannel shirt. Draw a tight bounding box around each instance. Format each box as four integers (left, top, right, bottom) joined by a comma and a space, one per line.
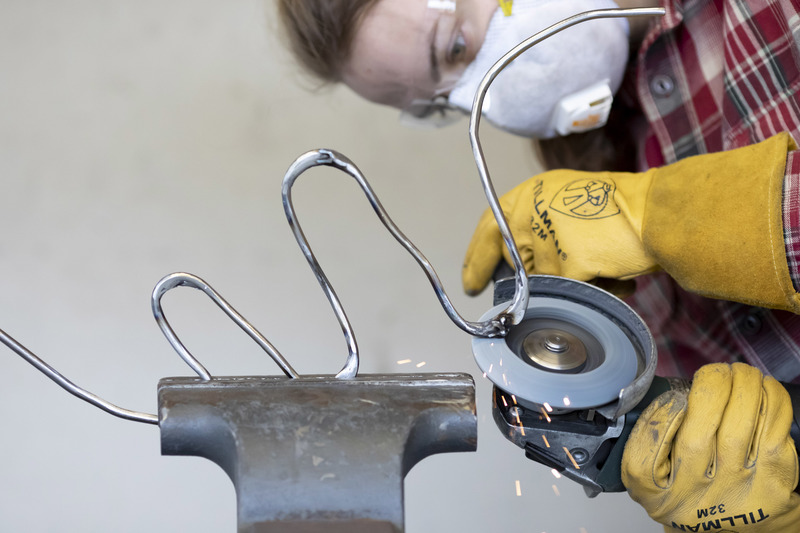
624, 0, 800, 382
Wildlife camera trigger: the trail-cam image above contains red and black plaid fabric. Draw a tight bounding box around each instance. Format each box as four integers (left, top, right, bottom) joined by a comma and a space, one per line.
624, 0, 800, 382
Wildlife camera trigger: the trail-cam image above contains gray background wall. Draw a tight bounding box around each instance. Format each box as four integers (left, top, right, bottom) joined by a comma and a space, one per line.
0, 1, 660, 531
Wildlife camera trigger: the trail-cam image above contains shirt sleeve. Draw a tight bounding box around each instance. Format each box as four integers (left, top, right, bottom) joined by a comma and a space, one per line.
782, 150, 800, 290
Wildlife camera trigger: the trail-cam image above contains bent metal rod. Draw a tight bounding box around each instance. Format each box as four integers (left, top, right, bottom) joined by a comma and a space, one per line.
0, 7, 665, 423
278, 7, 666, 371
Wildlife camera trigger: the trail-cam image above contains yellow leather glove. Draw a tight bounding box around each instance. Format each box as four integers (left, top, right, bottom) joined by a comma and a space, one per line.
462, 133, 800, 312
621, 363, 800, 532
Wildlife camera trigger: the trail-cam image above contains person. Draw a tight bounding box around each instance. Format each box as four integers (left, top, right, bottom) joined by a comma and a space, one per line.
277, 0, 800, 530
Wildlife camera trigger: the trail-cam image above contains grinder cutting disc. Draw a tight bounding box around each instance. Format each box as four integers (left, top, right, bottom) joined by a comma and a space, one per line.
473, 292, 640, 410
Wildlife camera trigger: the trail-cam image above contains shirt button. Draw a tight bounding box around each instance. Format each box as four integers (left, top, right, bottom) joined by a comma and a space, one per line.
741, 310, 763, 335
650, 74, 675, 97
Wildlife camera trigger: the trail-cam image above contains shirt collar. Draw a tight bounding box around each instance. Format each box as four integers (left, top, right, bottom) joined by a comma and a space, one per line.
637, 0, 685, 60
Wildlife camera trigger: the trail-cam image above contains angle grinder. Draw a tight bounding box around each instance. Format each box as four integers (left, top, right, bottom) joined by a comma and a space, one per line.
474, 274, 800, 496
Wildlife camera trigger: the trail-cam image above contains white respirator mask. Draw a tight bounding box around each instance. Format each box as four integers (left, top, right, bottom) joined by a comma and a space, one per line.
447, 0, 630, 139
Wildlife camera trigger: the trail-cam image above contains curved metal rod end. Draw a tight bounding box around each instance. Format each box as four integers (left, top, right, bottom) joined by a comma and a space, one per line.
0, 327, 159, 425
467, 7, 668, 333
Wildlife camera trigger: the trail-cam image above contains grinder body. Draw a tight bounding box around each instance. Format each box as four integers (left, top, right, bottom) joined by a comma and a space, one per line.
485, 275, 800, 495
494, 377, 800, 495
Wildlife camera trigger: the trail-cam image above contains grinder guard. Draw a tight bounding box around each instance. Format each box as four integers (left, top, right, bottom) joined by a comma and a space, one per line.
481, 275, 658, 496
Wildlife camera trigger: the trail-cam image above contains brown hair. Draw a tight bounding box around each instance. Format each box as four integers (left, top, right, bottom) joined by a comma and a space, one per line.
277, 0, 380, 84
534, 96, 641, 172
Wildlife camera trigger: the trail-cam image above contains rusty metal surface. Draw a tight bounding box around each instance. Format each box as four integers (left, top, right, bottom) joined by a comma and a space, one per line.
159, 373, 476, 533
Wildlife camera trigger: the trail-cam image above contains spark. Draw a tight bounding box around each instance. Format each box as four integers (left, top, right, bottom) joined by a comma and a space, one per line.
515, 480, 522, 496
563, 396, 571, 406
502, 373, 508, 386
501, 396, 508, 407
543, 402, 553, 412
499, 358, 503, 367
511, 394, 518, 404
542, 435, 550, 448
416, 361, 426, 368
396, 359, 411, 365
540, 407, 551, 423
513, 410, 526, 436
482, 372, 487, 379
552, 484, 560, 497
488, 363, 494, 373
563, 447, 581, 470
551, 468, 562, 479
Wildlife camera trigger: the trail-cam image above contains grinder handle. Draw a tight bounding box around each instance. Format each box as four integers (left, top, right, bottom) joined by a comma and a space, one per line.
596, 376, 800, 493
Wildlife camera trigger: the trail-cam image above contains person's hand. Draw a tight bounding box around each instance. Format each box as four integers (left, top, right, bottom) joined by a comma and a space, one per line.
461, 166, 658, 294
462, 133, 800, 313
621, 363, 800, 532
